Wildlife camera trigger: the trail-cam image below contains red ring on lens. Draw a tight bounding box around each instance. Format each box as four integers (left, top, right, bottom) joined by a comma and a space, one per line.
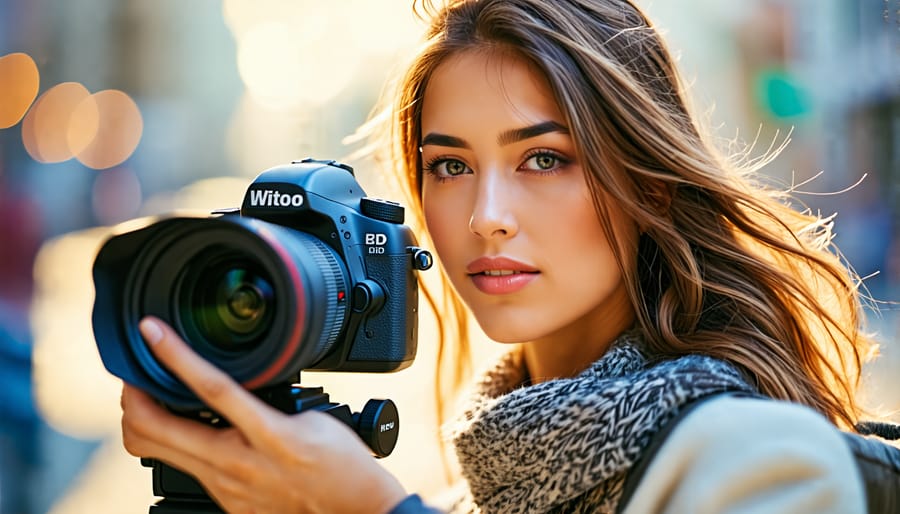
242, 225, 305, 389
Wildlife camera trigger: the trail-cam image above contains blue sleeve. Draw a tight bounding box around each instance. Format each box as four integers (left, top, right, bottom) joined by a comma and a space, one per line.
388, 494, 445, 514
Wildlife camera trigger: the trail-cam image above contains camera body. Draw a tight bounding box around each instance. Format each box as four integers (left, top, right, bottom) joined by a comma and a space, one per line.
92, 158, 432, 409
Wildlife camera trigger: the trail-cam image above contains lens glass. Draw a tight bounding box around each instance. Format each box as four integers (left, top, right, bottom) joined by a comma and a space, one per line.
185, 258, 275, 351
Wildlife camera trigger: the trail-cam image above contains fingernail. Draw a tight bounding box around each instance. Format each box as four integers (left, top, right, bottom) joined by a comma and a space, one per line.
139, 318, 163, 345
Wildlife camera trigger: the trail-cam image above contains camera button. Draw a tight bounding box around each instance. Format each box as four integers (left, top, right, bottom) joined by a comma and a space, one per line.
351, 280, 385, 313
352, 284, 371, 311
409, 247, 433, 270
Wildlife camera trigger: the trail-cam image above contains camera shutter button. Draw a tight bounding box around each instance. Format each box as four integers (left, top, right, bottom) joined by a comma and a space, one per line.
351, 280, 385, 313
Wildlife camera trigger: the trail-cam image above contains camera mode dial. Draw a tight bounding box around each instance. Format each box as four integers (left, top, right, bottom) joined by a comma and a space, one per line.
361, 197, 404, 224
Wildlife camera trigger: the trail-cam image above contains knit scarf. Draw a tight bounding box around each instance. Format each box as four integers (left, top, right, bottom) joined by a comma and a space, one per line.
447, 330, 756, 514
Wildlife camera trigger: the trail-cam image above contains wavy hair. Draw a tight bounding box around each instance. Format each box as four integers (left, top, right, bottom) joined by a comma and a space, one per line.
375, 0, 875, 430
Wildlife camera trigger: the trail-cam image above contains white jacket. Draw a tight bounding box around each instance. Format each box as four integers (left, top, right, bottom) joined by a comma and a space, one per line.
621, 396, 867, 514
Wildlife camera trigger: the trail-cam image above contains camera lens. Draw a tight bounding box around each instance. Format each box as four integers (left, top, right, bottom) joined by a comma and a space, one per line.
93, 215, 352, 408
188, 261, 274, 350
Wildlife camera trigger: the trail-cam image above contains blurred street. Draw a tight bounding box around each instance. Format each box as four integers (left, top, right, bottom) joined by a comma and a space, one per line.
1, 1, 898, 512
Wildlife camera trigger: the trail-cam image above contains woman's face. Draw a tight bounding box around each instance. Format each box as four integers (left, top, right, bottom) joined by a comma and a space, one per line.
420, 50, 635, 345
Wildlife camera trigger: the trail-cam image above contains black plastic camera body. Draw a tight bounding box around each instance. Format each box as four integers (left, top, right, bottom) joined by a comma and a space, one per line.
92, 158, 433, 410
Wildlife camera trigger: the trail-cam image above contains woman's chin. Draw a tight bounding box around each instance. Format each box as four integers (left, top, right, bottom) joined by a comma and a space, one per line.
476, 321, 540, 345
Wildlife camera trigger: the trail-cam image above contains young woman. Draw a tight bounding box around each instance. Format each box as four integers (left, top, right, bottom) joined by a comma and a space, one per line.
120, 1, 899, 513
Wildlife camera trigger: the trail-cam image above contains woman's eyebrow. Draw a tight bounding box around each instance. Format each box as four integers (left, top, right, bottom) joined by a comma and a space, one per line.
420, 120, 570, 149
497, 120, 569, 146
421, 133, 470, 149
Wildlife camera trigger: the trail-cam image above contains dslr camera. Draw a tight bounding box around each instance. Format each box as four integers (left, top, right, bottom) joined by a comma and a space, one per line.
92, 158, 432, 513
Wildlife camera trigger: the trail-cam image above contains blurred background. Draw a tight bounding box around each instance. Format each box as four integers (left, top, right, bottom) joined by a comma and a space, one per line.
0, 0, 897, 512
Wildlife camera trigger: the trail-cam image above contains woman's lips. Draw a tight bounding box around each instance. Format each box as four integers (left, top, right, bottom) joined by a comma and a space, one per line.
466, 256, 539, 295
470, 271, 538, 294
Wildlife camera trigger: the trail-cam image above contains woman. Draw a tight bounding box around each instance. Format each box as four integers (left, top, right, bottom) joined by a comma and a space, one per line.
121, 0, 897, 513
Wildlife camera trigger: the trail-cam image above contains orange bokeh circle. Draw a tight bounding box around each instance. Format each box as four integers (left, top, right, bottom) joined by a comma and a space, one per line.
22, 84, 143, 168
72, 90, 143, 170
21, 82, 93, 163
0, 52, 40, 129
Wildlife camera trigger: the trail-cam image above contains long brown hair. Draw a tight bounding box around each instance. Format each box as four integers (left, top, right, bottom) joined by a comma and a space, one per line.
375, 0, 875, 430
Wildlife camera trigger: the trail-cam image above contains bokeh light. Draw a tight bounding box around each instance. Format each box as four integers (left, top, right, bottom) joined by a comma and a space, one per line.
0, 52, 40, 129
140, 175, 251, 216
225, 93, 317, 177
236, 19, 359, 109
221, 0, 308, 41
20, 84, 143, 168
6, 3, 897, 513
91, 167, 143, 225
72, 90, 144, 169
343, 1, 424, 55
223, 0, 422, 112
32, 227, 123, 438
65, 92, 100, 160
21, 82, 92, 163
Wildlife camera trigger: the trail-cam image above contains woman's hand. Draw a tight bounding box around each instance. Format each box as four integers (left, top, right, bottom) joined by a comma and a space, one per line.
120, 316, 408, 514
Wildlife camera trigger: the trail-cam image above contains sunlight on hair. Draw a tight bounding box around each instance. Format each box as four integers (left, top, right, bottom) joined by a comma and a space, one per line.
0, 52, 40, 129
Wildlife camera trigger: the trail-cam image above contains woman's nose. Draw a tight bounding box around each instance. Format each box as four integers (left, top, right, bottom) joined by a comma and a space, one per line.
468, 172, 518, 239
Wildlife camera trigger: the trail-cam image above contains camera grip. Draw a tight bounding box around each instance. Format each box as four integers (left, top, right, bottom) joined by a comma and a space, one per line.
347, 253, 417, 366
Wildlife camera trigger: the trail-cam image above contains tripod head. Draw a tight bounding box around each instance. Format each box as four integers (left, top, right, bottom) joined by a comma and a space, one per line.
142, 383, 400, 513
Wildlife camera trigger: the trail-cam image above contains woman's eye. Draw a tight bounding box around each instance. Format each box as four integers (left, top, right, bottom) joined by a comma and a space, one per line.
520, 152, 567, 172
425, 158, 470, 178
445, 159, 468, 175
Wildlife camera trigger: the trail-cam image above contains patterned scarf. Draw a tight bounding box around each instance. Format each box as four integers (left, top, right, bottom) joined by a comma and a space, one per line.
447, 330, 756, 514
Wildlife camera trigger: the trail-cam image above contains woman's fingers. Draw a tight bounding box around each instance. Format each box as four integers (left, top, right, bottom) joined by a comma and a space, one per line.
119, 320, 408, 514
137, 317, 281, 448
120, 384, 312, 514
120, 385, 280, 497
122, 385, 231, 458
121, 318, 399, 514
